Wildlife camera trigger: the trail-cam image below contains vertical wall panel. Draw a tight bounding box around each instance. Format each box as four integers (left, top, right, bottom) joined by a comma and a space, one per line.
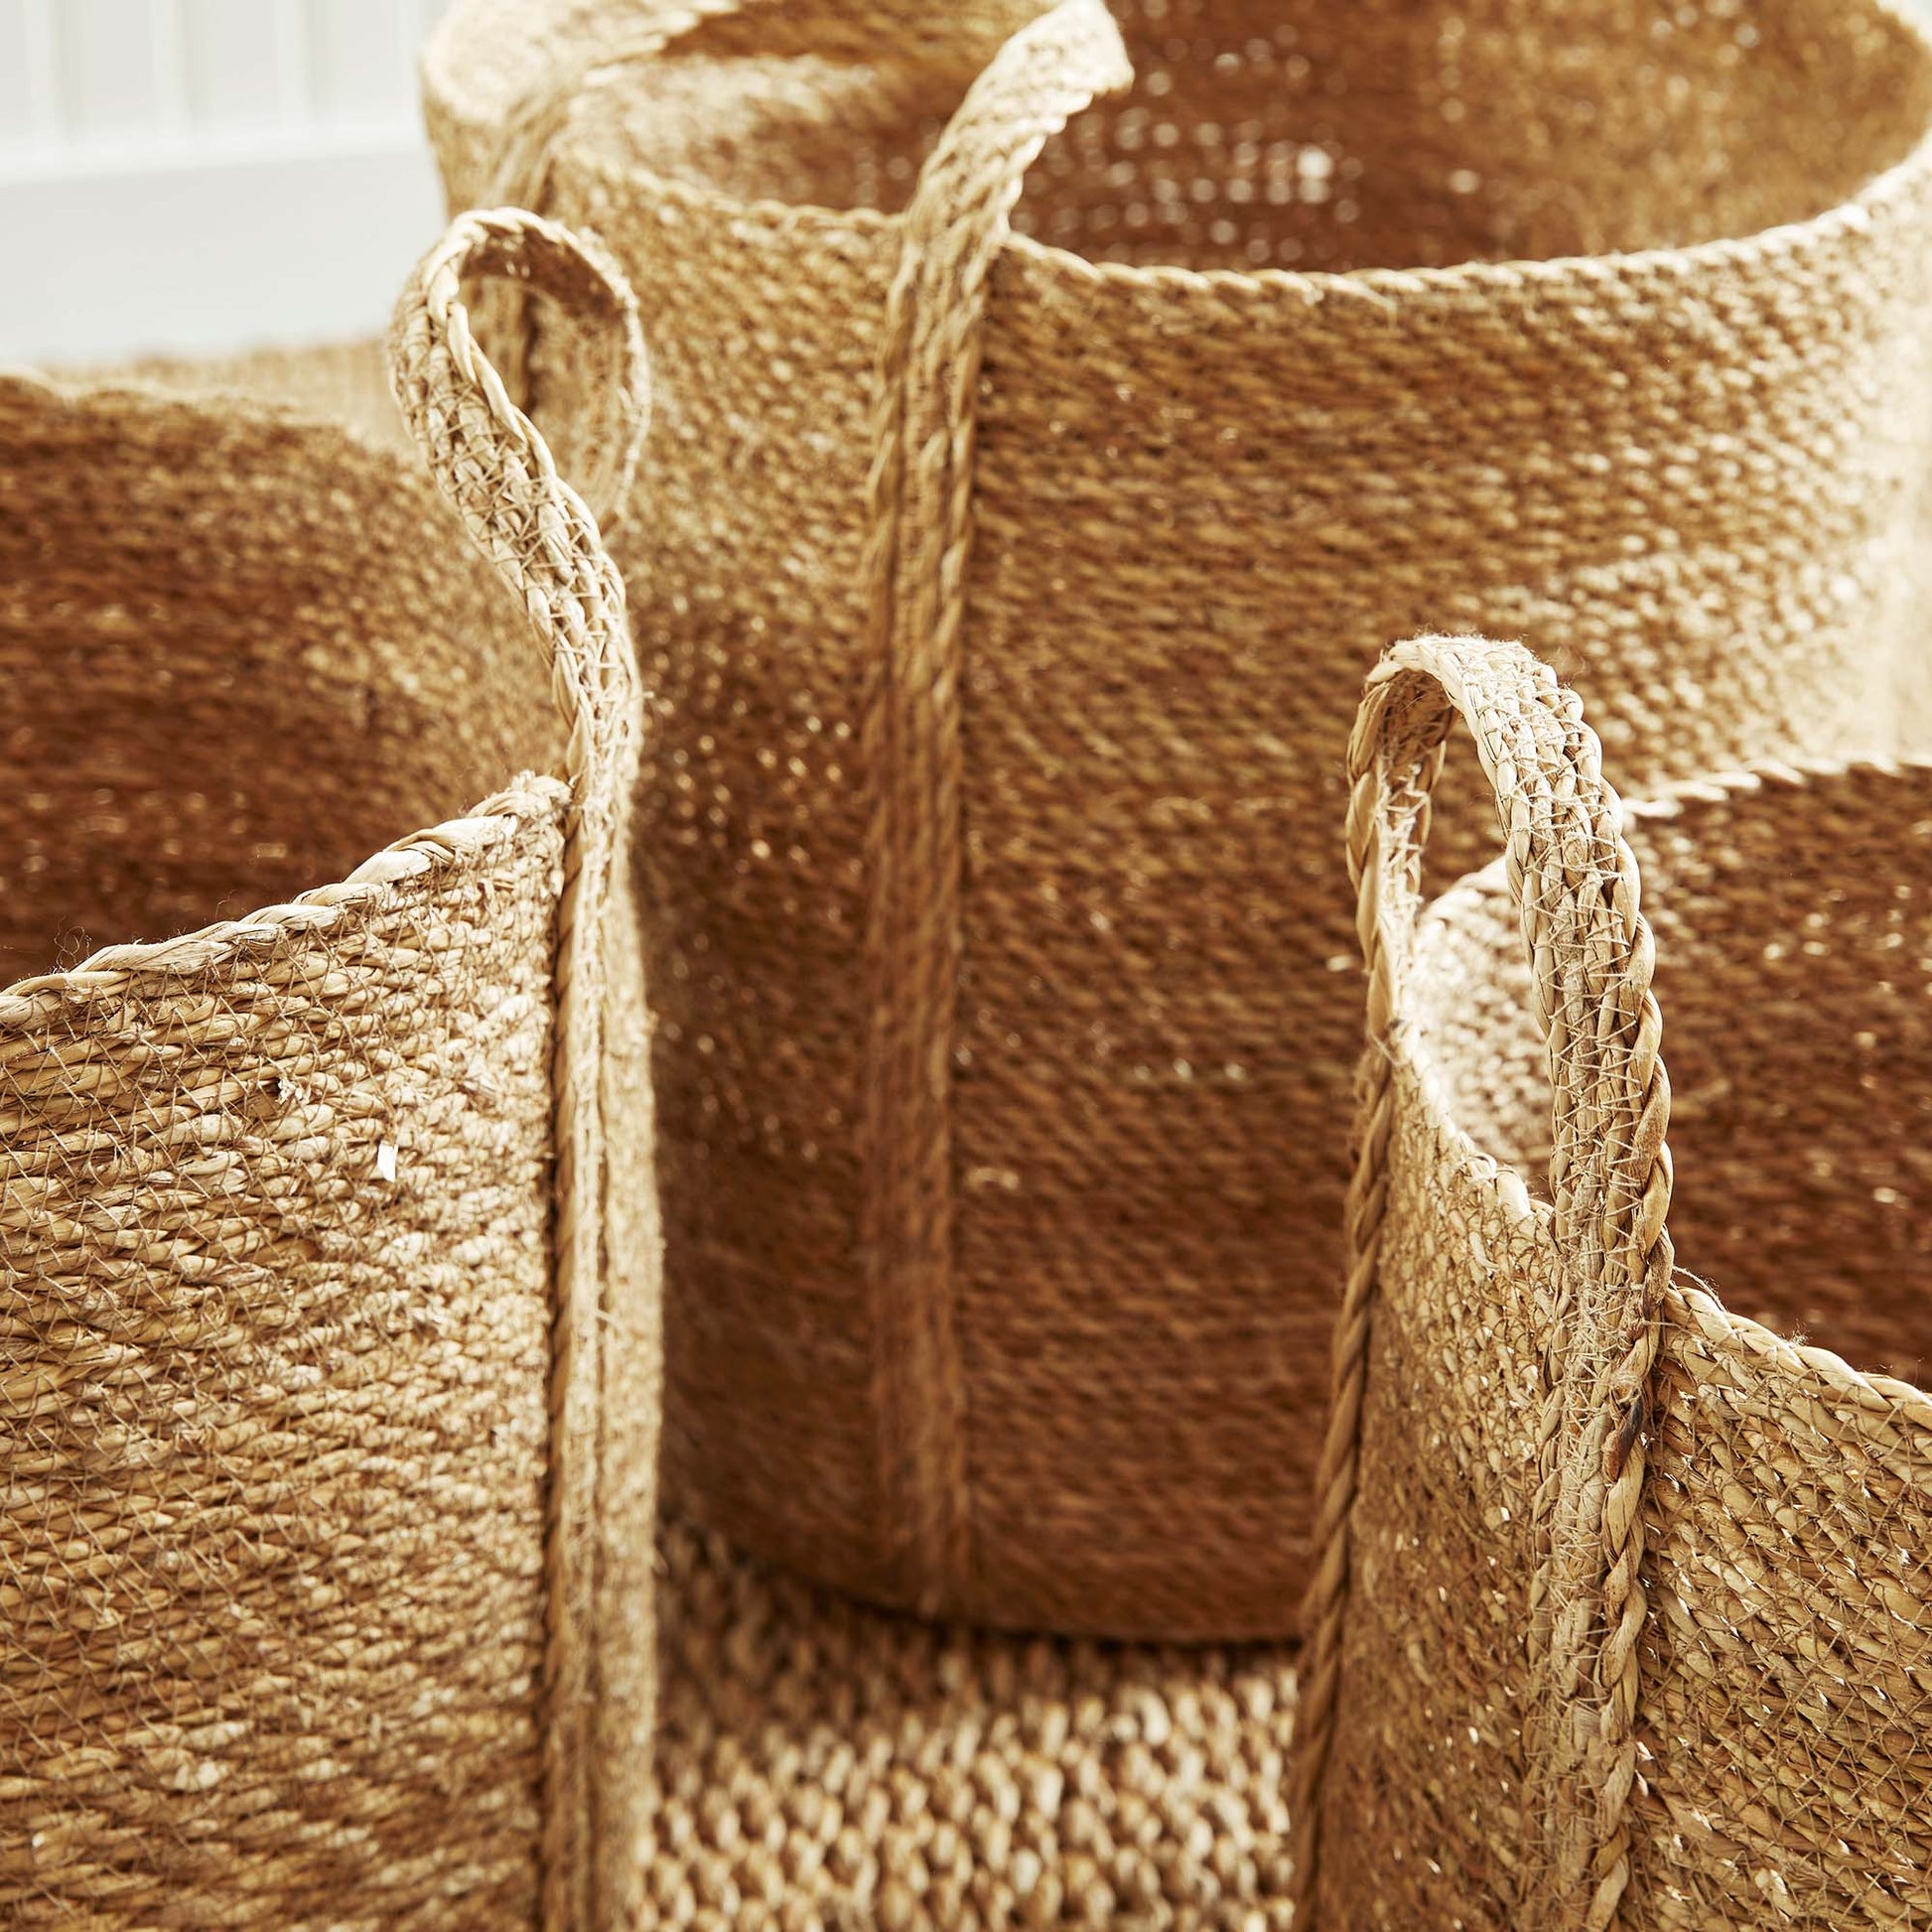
3, 0, 461, 156
181, 0, 288, 132
310, 0, 412, 121
58, 0, 169, 138
0, 2, 49, 147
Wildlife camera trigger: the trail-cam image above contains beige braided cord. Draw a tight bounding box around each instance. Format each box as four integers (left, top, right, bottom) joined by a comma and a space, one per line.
388, 207, 648, 1932
856, 0, 1132, 1615
1290, 637, 1676, 1932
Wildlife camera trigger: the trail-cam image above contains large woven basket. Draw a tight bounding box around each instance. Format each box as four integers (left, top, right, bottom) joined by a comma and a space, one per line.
1, 210, 658, 1930
428, 0, 1932, 1638
1293, 634, 1932, 1930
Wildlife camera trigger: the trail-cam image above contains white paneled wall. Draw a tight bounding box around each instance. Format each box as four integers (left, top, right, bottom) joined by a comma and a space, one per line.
4, 0, 1931, 361
0, 0, 455, 360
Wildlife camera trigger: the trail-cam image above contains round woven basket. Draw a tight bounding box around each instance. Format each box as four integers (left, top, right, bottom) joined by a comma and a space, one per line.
0, 211, 659, 1931
428, 0, 1932, 1638
1293, 634, 1932, 1930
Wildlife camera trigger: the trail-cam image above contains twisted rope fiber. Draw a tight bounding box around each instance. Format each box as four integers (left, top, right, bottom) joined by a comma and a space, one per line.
390, 207, 649, 1932
1290, 638, 1674, 1932
856, 0, 1130, 1612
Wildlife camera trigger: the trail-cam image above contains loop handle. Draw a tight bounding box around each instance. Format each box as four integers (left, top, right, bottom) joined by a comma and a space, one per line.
388, 206, 649, 1932
1292, 636, 1674, 1932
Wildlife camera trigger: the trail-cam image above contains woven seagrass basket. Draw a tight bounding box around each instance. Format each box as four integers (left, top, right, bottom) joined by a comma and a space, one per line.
1, 210, 659, 1931
1292, 633, 1932, 1930
427, 0, 1932, 1638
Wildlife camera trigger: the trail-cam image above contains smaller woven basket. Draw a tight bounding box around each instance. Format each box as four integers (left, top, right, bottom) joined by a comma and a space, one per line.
2, 211, 658, 1931
1291, 635, 1932, 1931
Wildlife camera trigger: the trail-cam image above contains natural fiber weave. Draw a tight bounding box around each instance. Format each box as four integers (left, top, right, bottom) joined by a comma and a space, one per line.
1293, 634, 1932, 1931
427, 0, 1932, 1638
642, 1507, 1301, 1931
78, 338, 408, 454
0, 209, 659, 1929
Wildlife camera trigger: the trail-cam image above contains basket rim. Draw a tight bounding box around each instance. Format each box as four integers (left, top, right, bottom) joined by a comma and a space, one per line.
0, 779, 571, 1029
0, 362, 397, 458
1402, 748, 1932, 1440
0, 367, 574, 1029
511, 0, 1932, 304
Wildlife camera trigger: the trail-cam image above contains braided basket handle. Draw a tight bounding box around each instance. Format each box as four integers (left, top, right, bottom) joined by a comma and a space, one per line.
390, 206, 647, 759
1293, 636, 1675, 1932
863, 0, 1130, 696
388, 207, 647, 1932
853, 0, 1132, 1608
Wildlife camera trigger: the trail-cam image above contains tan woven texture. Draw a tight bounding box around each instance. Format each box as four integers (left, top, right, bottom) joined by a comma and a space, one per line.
49, 334, 1319, 1932
425, 0, 1932, 1640
77, 339, 409, 454
0, 209, 660, 1929
641, 1510, 1301, 1931
1293, 634, 1932, 1931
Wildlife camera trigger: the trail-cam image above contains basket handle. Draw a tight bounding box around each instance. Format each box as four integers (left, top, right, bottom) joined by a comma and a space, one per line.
390, 206, 647, 817
854, 0, 1132, 1608
1291, 636, 1674, 1932
387, 206, 647, 1932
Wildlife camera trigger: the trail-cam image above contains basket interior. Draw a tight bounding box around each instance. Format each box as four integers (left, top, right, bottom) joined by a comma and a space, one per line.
578, 0, 1932, 273
0, 380, 562, 990
1412, 761, 1932, 1387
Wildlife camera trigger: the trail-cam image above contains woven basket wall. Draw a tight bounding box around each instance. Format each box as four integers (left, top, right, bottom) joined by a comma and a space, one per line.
81, 338, 412, 454
0, 211, 659, 1932
427, 0, 1932, 1640
1292, 633, 1932, 1931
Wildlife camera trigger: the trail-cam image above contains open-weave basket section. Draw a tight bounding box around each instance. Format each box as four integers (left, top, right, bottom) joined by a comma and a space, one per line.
1291, 634, 1932, 1931
0, 210, 660, 1931
426, 0, 1932, 1638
